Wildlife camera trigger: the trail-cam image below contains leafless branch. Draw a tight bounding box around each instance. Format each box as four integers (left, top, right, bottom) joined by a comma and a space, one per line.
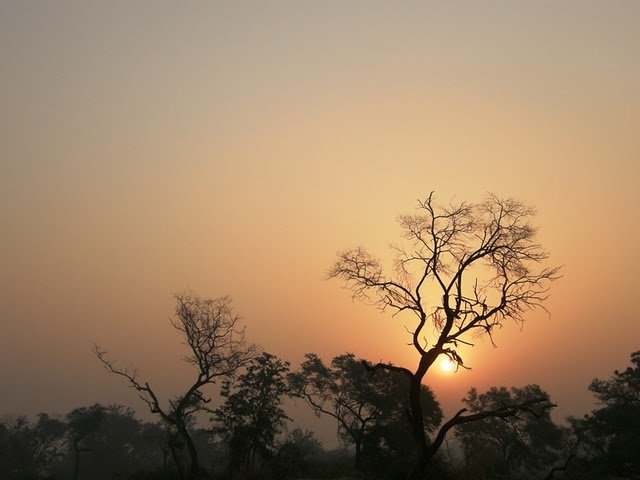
427, 396, 556, 458
94, 293, 256, 477
329, 193, 561, 475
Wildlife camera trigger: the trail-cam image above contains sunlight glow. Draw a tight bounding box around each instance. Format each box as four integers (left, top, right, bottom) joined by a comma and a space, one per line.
439, 357, 455, 373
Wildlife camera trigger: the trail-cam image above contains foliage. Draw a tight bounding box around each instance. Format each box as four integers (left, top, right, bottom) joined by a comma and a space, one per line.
213, 352, 291, 472
272, 428, 323, 479
569, 350, 640, 480
455, 385, 563, 479
2, 351, 639, 480
289, 352, 442, 472
64, 405, 159, 478
0, 414, 65, 479
0, 404, 175, 480
66, 404, 107, 480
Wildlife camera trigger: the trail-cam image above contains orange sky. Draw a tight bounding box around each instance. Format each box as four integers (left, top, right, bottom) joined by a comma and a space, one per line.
1, 1, 639, 444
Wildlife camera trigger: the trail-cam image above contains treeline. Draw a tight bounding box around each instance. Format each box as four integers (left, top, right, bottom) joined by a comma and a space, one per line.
2, 349, 639, 480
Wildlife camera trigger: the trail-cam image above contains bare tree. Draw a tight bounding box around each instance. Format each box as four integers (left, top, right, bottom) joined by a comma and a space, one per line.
329, 193, 560, 478
95, 293, 256, 479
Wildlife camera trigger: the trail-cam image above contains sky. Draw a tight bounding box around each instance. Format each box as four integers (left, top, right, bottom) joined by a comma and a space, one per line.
1, 1, 639, 445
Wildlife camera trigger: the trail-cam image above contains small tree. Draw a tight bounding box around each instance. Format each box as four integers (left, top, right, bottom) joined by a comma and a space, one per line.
569, 350, 640, 480
32, 413, 67, 474
329, 193, 559, 477
95, 293, 255, 479
274, 428, 323, 478
66, 404, 106, 480
139, 421, 176, 473
213, 352, 291, 472
0, 414, 67, 479
289, 352, 442, 471
455, 385, 563, 479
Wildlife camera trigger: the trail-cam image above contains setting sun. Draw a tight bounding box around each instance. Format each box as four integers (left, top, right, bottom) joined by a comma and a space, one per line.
440, 357, 455, 373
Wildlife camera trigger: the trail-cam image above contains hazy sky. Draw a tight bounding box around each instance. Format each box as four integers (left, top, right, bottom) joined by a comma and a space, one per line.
1, 1, 639, 443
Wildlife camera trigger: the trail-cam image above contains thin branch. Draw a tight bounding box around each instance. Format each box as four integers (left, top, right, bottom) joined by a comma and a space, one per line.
427, 397, 556, 458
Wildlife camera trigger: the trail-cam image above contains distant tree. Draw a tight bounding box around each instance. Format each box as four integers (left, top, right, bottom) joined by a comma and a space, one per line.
0, 420, 8, 475
213, 352, 290, 472
66, 404, 106, 480
455, 385, 563, 479
32, 413, 67, 470
1, 417, 40, 479
273, 428, 323, 479
139, 420, 177, 473
0, 414, 67, 478
329, 193, 560, 478
568, 350, 640, 480
69, 404, 156, 479
95, 293, 256, 479
1, 406, 182, 480
280, 428, 323, 461
289, 352, 442, 472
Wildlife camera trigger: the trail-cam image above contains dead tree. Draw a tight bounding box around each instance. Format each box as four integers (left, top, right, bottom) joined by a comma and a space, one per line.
329, 193, 560, 478
95, 293, 256, 479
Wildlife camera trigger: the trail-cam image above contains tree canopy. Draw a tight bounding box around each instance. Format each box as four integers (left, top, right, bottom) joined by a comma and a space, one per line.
213, 352, 291, 472
289, 352, 443, 472
455, 385, 563, 479
569, 351, 640, 480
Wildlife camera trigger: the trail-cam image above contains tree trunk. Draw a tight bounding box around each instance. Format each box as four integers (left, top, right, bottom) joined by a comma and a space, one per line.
407, 375, 429, 480
178, 424, 202, 479
71, 441, 80, 480
162, 447, 168, 471
170, 442, 185, 480
354, 438, 363, 471
407, 353, 437, 479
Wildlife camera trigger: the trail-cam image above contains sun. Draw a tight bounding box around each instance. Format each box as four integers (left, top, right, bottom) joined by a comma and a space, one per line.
439, 357, 455, 373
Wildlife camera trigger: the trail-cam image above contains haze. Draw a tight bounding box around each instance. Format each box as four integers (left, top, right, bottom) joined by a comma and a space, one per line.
1, 1, 639, 443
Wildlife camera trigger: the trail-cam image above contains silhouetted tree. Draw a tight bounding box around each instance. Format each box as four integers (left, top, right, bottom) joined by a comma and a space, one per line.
1, 405, 199, 479
0, 420, 7, 477
71, 404, 155, 479
213, 352, 290, 473
66, 404, 106, 480
0, 413, 66, 478
31, 413, 67, 473
568, 350, 640, 480
0, 414, 66, 479
274, 428, 324, 478
289, 352, 442, 472
455, 385, 563, 479
139, 420, 177, 474
95, 293, 256, 479
0, 420, 10, 476
329, 193, 560, 478
360, 370, 443, 475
